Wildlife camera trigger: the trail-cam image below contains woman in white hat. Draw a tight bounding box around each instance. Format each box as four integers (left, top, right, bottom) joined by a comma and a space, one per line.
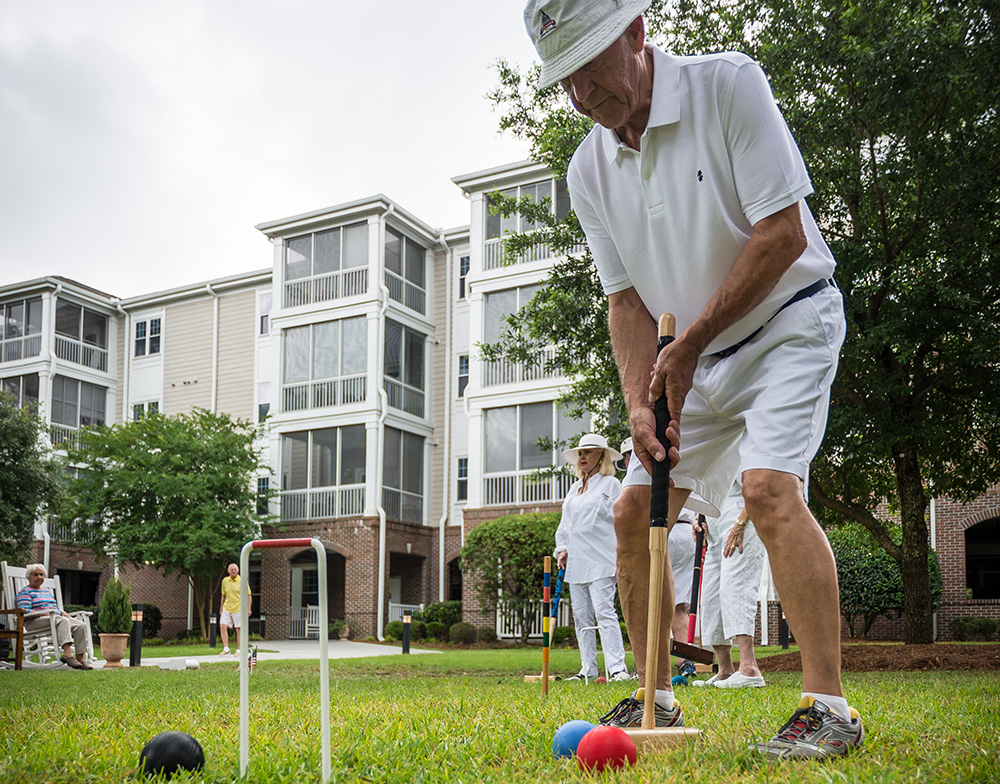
554, 433, 630, 682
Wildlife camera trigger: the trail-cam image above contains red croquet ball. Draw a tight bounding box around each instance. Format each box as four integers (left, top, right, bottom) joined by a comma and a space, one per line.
576, 725, 638, 772
594, 676, 607, 684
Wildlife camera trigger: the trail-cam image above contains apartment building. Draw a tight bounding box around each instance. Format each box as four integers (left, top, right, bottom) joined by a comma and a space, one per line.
3, 160, 997, 642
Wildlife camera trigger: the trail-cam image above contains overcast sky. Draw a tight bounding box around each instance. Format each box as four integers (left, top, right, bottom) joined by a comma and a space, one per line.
0, 1, 537, 299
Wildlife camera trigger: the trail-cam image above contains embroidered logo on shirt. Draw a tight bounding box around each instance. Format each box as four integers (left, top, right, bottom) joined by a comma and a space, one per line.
697, 170, 704, 182
540, 11, 557, 37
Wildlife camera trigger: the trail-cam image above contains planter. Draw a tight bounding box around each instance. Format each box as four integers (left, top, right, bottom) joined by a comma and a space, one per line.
99, 633, 129, 667
339, 626, 351, 642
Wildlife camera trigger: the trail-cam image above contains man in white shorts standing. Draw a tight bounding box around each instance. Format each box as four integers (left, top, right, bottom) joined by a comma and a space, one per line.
219, 562, 250, 656
524, 0, 864, 758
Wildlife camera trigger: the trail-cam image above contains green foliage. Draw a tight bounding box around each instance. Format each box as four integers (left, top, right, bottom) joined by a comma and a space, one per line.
449, 622, 477, 645
0, 393, 59, 564
97, 578, 132, 635
828, 523, 941, 637
420, 600, 462, 630
426, 621, 447, 641
139, 603, 162, 639
60, 408, 273, 638
384, 620, 404, 641
477, 626, 498, 644
949, 616, 997, 642
490, 0, 1000, 644
460, 512, 561, 644
552, 625, 576, 647
410, 620, 427, 640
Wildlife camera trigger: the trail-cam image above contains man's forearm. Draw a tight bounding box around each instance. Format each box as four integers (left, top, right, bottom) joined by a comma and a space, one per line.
608, 287, 657, 416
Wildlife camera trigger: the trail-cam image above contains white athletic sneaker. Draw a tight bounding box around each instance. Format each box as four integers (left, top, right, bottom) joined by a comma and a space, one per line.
218, 647, 230, 655
715, 671, 766, 688
692, 674, 721, 688
609, 670, 632, 682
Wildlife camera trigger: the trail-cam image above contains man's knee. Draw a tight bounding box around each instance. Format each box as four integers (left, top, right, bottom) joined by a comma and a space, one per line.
741, 469, 806, 536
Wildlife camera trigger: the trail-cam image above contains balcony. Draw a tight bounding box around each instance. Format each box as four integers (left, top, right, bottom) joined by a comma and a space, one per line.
483, 469, 574, 507
280, 485, 365, 521
282, 374, 366, 412
384, 270, 425, 315
382, 488, 422, 524
283, 268, 368, 309
49, 425, 81, 449
483, 237, 586, 271
481, 348, 559, 387
383, 377, 424, 417
54, 336, 108, 372
0, 334, 41, 363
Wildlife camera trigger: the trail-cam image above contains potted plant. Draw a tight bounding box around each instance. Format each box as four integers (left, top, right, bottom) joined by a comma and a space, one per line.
329, 619, 351, 641
98, 578, 132, 667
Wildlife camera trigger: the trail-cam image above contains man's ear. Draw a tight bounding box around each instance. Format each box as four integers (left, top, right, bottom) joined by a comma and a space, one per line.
625, 16, 645, 52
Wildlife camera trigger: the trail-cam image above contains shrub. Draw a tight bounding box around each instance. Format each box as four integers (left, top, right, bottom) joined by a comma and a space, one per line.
142, 637, 164, 646
950, 616, 997, 641
140, 603, 162, 639
552, 626, 576, 646
426, 621, 446, 640
384, 620, 404, 641
411, 620, 427, 640
449, 622, 477, 645
620, 621, 629, 645
478, 627, 498, 644
98, 579, 132, 635
422, 601, 462, 630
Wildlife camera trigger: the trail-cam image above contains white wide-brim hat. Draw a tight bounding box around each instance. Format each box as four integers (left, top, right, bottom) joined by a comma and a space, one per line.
524, 0, 652, 89
620, 437, 633, 455
563, 433, 623, 466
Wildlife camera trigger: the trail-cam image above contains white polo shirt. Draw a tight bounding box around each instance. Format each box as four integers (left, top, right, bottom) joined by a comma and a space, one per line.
568, 47, 836, 355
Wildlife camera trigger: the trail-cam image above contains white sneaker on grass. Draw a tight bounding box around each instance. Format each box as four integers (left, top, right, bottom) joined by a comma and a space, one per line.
692, 674, 721, 687
218, 647, 230, 655
715, 671, 766, 688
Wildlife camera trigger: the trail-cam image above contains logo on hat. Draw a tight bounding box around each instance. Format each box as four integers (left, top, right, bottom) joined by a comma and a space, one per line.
540, 11, 557, 38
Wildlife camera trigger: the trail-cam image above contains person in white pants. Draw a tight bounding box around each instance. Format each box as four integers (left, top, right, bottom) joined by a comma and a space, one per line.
555, 434, 630, 682
693, 488, 767, 688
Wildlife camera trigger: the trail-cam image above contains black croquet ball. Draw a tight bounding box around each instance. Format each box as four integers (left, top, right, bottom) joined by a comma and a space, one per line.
139, 731, 205, 779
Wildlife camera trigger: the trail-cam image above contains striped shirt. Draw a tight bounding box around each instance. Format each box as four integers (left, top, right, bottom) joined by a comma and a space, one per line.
15, 586, 59, 613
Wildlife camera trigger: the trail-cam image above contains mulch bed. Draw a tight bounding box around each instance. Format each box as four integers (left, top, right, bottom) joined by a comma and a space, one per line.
763, 643, 1000, 672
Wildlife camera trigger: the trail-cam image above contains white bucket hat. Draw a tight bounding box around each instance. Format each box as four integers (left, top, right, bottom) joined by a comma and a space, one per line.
524, 0, 652, 89
619, 437, 633, 455
563, 433, 624, 467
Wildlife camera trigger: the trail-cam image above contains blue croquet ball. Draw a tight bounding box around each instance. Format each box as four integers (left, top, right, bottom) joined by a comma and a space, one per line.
139, 731, 205, 779
672, 674, 689, 687
552, 719, 596, 758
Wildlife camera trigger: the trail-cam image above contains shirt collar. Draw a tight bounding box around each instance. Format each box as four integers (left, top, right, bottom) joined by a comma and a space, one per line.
600, 46, 681, 163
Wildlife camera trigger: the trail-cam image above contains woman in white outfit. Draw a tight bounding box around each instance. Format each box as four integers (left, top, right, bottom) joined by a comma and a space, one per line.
555, 434, 630, 682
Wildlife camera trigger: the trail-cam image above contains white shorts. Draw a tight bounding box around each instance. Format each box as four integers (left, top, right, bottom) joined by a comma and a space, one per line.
632, 286, 845, 516
667, 522, 695, 607
220, 610, 241, 629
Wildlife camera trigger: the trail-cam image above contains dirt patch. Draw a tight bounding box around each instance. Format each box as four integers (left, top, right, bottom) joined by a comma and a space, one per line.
763, 643, 1000, 672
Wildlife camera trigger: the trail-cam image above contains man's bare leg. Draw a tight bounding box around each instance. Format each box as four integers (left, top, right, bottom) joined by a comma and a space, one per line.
743, 469, 842, 696
613, 484, 691, 690
671, 601, 688, 669
734, 634, 762, 677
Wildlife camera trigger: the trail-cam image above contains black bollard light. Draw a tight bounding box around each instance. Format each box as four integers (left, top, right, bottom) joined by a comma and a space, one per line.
259, 612, 266, 640
778, 604, 789, 650
129, 604, 144, 667
209, 613, 217, 648
401, 614, 411, 655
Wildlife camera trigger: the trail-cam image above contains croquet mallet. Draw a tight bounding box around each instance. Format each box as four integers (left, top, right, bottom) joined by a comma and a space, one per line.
669, 519, 714, 664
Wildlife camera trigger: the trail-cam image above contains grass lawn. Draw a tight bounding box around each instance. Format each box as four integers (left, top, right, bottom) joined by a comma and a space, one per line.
1, 647, 998, 783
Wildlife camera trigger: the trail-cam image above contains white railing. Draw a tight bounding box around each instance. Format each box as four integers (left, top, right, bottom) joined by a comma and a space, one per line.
288, 606, 324, 639
54, 336, 107, 372
483, 470, 575, 507
0, 334, 42, 363
483, 238, 587, 270
283, 268, 369, 309
497, 599, 573, 640
481, 348, 558, 387
384, 271, 426, 315
383, 377, 424, 417
49, 425, 80, 449
280, 485, 365, 521
388, 602, 424, 624
282, 374, 367, 412
382, 488, 422, 524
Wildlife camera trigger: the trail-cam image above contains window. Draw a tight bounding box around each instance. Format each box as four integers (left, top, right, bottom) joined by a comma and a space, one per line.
1, 373, 39, 407
484, 402, 590, 473
483, 285, 539, 343
383, 426, 424, 523
485, 179, 570, 240
280, 426, 366, 491
384, 320, 424, 390
456, 457, 468, 501
51, 375, 106, 428
134, 318, 161, 357
458, 255, 470, 299
385, 228, 426, 289
132, 401, 159, 420
55, 300, 107, 348
1, 298, 43, 361
966, 518, 1000, 600
284, 222, 368, 281
256, 477, 270, 516
259, 293, 272, 335
258, 382, 270, 422
283, 317, 367, 383
458, 354, 469, 398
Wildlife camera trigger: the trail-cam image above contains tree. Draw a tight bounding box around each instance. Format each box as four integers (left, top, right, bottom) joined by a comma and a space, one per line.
60, 409, 272, 637
487, 0, 1000, 644
0, 392, 58, 564
828, 522, 941, 638
460, 512, 560, 644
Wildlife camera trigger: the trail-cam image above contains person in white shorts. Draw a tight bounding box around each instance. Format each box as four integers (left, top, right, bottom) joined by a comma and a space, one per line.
692, 488, 767, 689
524, 0, 863, 757
219, 562, 250, 656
